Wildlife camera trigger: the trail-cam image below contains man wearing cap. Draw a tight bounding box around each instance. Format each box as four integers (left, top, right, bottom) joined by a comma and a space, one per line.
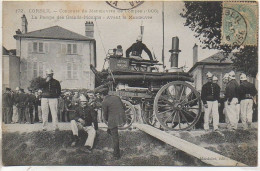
102, 90, 126, 159
3, 88, 13, 124
126, 35, 153, 60
12, 87, 20, 123
201, 72, 220, 131
238, 73, 257, 129
40, 69, 61, 131
70, 95, 98, 151
25, 89, 36, 124
17, 89, 27, 124
225, 71, 240, 130
222, 73, 230, 124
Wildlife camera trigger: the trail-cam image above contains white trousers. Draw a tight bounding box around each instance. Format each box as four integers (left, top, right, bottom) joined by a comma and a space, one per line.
12, 105, 19, 123
240, 99, 253, 129
38, 106, 42, 122
225, 98, 239, 129
41, 98, 58, 130
204, 101, 219, 130
70, 120, 96, 148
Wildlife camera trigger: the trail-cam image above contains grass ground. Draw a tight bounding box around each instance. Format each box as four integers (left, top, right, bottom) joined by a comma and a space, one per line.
2, 123, 258, 166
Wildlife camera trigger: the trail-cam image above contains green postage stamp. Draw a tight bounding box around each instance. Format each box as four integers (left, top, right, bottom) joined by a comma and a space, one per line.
221, 1, 258, 46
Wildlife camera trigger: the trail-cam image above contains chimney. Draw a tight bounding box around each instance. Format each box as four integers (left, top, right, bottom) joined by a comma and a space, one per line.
85, 21, 94, 38
193, 44, 198, 65
21, 14, 28, 34
169, 37, 181, 68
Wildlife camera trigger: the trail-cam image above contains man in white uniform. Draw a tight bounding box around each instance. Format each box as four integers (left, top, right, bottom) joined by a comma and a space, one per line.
201, 72, 221, 131
238, 73, 257, 129
225, 71, 239, 130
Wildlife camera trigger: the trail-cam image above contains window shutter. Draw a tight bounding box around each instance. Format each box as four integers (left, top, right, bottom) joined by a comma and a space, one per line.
28, 42, 32, 53
78, 43, 83, 55
61, 44, 66, 54
45, 43, 49, 54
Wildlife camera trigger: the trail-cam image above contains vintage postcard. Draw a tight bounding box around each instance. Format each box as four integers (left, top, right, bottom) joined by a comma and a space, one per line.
1, 0, 258, 168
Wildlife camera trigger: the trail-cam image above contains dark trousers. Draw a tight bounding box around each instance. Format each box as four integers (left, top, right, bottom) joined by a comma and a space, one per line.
25, 106, 34, 123
108, 127, 120, 157
58, 109, 65, 122
18, 107, 25, 123
3, 107, 12, 124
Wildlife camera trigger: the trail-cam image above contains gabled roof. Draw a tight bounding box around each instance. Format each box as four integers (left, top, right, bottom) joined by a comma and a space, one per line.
189, 52, 234, 73
3, 46, 9, 55
14, 26, 94, 41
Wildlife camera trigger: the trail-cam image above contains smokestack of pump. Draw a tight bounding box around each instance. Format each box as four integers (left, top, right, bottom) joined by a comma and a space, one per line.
169, 37, 181, 68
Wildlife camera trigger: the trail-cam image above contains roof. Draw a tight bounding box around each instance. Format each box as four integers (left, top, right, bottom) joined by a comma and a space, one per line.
2, 47, 9, 55
14, 26, 94, 41
189, 52, 234, 73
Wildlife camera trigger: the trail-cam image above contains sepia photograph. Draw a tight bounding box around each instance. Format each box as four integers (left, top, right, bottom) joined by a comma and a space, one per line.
1, 0, 258, 167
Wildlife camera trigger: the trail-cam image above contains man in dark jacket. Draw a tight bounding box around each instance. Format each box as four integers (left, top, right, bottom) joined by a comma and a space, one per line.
201, 72, 220, 131
25, 89, 36, 124
17, 88, 27, 124
225, 71, 240, 130
70, 95, 98, 151
3, 88, 13, 124
102, 90, 126, 159
126, 35, 153, 60
40, 69, 61, 131
238, 73, 257, 129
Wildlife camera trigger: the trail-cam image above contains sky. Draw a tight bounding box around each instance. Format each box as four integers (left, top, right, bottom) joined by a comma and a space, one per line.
3, 1, 218, 71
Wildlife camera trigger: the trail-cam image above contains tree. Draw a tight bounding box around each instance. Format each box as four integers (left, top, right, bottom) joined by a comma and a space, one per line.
29, 77, 46, 91
181, 1, 258, 77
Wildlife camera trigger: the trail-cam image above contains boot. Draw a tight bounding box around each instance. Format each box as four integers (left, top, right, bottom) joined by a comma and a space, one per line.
71, 135, 79, 147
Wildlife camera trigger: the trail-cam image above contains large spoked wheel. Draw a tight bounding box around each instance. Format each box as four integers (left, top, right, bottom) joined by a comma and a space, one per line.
154, 81, 202, 131
104, 100, 136, 130
119, 100, 136, 130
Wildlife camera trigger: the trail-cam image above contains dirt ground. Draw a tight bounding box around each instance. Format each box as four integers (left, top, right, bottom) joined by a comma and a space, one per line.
1, 123, 258, 166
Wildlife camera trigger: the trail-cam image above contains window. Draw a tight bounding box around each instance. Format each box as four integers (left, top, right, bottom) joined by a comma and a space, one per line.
67, 62, 78, 79
33, 42, 38, 52
32, 62, 44, 78
67, 44, 77, 54
33, 62, 37, 78
39, 62, 43, 77
73, 44, 77, 54
32, 42, 46, 53
67, 63, 72, 79
39, 43, 43, 52
73, 63, 78, 79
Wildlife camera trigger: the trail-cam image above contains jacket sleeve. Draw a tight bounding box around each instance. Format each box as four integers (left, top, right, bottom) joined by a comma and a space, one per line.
251, 84, 257, 97
216, 85, 220, 102
56, 81, 61, 97
201, 85, 207, 104
102, 100, 108, 122
143, 44, 153, 60
91, 110, 98, 130
73, 108, 80, 121
126, 44, 133, 57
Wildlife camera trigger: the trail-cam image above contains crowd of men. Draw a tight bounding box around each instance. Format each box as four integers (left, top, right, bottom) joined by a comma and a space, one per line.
201, 71, 257, 131
2, 69, 125, 159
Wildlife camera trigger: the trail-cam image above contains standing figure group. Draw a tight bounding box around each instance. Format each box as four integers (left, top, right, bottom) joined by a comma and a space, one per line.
201, 70, 257, 131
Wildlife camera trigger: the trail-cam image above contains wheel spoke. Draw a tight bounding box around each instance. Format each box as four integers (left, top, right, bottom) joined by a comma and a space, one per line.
180, 91, 193, 104
159, 95, 174, 105
178, 111, 181, 129
179, 85, 186, 100
182, 98, 199, 105
164, 114, 173, 124
179, 110, 190, 126
171, 110, 177, 125
158, 108, 173, 115
125, 108, 131, 113
184, 107, 199, 110
180, 109, 196, 119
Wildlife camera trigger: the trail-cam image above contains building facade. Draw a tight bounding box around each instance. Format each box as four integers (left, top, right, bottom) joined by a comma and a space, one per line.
14, 15, 96, 90
2, 47, 20, 90
189, 45, 255, 93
